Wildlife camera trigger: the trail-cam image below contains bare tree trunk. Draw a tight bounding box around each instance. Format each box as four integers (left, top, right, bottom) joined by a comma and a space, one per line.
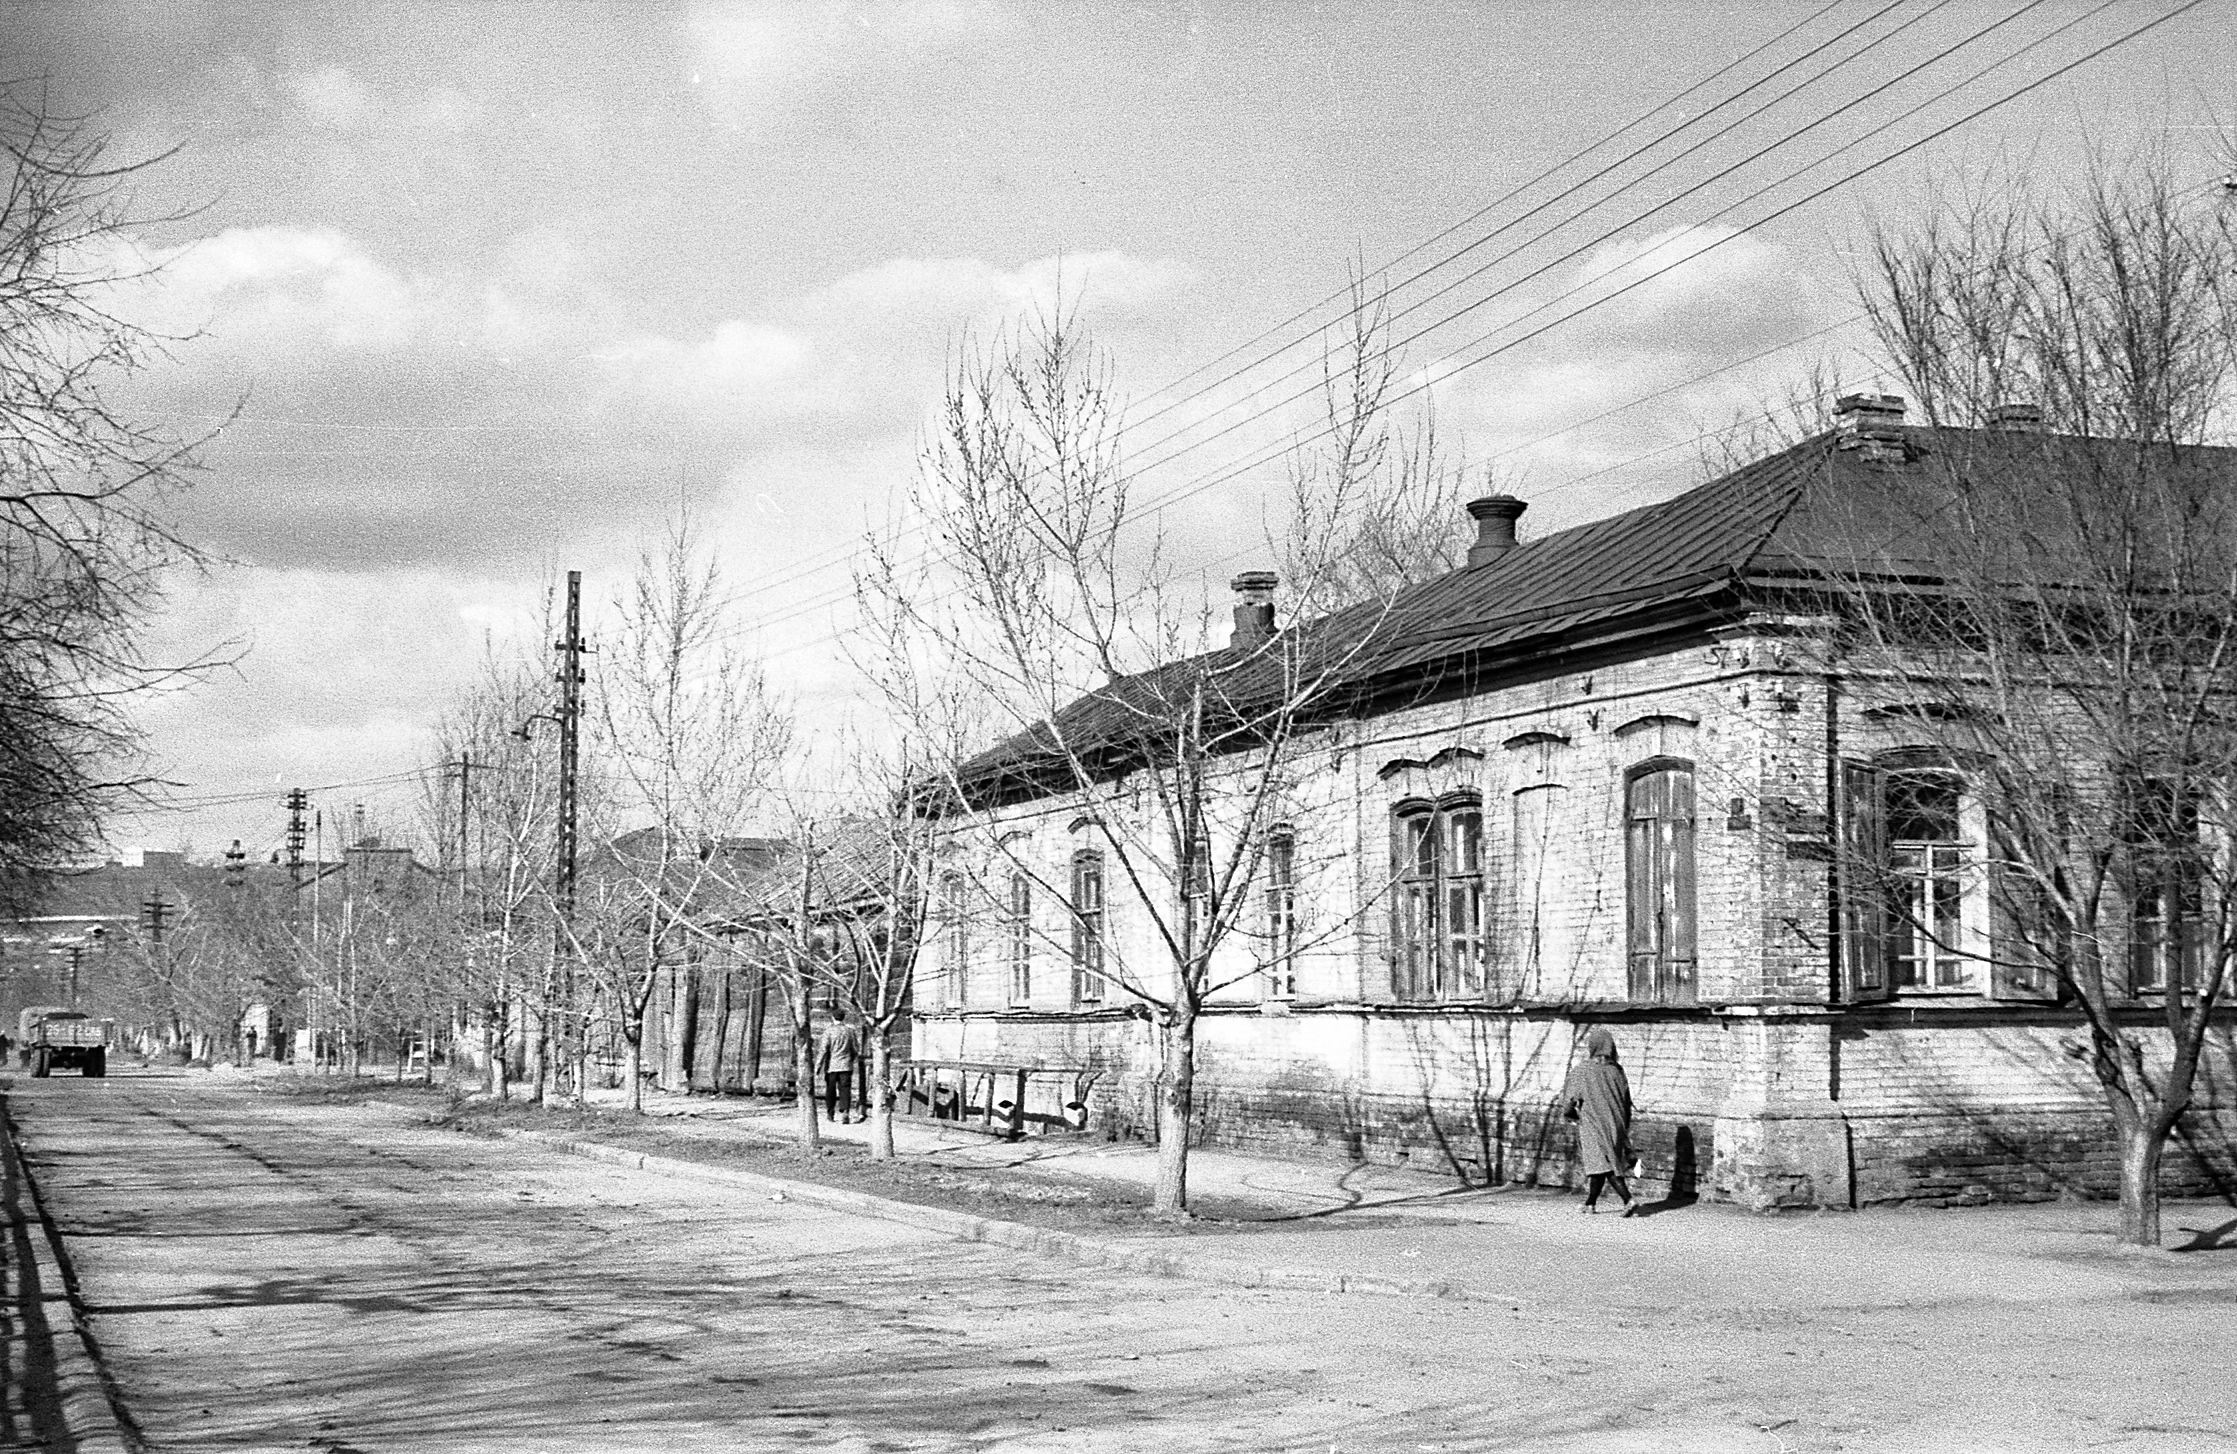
1153, 1007, 1197, 1217
491, 993, 512, 1100
868, 1031, 895, 1160
573, 1011, 590, 1101
792, 1007, 820, 1155
529, 1003, 550, 1106
663, 964, 696, 1092
2115, 1114, 2166, 1248
623, 1032, 643, 1113
706, 970, 733, 1093
745, 968, 766, 1087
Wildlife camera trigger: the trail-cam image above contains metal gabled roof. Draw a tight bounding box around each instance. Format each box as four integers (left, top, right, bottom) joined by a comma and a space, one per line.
952, 426, 2237, 805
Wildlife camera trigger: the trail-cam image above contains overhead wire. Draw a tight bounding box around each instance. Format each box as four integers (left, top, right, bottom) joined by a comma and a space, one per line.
141, 4, 2211, 817
707, 0, 2115, 658
687, 1, 2006, 652
695, 0, 1894, 618
733, 0, 2203, 671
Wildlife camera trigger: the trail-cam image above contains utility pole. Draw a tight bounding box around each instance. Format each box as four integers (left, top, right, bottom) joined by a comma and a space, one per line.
554, 569, 587, 1102
557, 570, 584, 918
448, 755, 489, 1090
141, 888, 170, 1035
284, 788, 309, 886
449, 758, 491, 911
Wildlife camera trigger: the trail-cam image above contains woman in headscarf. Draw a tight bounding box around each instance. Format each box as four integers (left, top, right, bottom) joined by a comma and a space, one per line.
1559, 1026, 1636, 1215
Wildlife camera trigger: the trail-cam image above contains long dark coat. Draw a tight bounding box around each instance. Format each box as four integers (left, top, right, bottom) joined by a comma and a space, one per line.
1559, 1028, 1633, 1176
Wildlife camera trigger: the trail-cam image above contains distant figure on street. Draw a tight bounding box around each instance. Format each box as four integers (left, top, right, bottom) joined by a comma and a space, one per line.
817, 1011, 863, 1124
1560, 1026, 1636, 1216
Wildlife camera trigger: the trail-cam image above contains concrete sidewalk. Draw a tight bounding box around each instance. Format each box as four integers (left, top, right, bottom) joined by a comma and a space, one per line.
547, 1081, 2237, 1317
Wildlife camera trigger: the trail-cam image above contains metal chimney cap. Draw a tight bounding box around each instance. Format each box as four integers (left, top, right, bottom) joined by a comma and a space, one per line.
1465, 494, 1528, 523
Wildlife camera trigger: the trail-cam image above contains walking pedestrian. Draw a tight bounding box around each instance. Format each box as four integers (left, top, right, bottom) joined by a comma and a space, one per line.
1560, 1026, 1636, 1216
816, 1009, 863, 1124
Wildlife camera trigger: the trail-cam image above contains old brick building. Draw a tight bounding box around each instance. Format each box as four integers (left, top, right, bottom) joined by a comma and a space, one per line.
914, 398, 2237, 1209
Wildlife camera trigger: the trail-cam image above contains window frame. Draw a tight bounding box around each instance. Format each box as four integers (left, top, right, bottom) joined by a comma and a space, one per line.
1840, 750, 2004, 1001
1389, 793, 1486, 1002
1264, 826, 1298, 998
938, 869, 968, 1009
1883, 765, 1977, 992
1006, 869, 1033, 1007
1070, 849, 1106, 1006
1624, 758, 1698, 1006
2122, 777, 2206, 996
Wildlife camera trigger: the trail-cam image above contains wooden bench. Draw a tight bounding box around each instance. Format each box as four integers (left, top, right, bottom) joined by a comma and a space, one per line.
893, 1060, 1095, 1141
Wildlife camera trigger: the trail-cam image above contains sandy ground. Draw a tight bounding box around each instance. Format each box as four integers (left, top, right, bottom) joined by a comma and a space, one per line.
7, 1069, 2236, 1454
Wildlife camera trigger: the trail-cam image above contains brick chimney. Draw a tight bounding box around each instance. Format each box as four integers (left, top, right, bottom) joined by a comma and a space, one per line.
1988, 400, 2042, 431
1833, 393, 1907, 464
1229, 571, 1278, 649
1464, 495, 1528, 568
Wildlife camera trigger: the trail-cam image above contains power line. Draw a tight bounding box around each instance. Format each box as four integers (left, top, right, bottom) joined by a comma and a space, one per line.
701, 1, 1907, 620
1110, 0, 2058, 496
701, 1, 2094, 655
737, 1, 2204, 671
704, 4, 2096, 657
133, 765, 446, 813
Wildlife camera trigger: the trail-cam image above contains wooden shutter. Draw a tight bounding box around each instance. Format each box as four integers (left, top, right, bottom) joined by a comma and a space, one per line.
1626, 768, 1697, 1004
1664, 771, 1698, 1003
1389, 809, 1435, 1000
1839, 761, 1895, 1002
1388, 811, 1414, 1000
1626, 802, 1656, 1002
1988, 858, 2056, 1001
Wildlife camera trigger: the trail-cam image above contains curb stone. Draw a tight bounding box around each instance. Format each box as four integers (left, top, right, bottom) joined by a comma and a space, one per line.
0, 1098, 136, 1454
350, 1096, 1464, 1300
497, 1124, 1465, 1302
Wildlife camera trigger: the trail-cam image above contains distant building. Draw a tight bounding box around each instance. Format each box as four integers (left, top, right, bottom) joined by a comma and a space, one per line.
0, 851, 209, 1023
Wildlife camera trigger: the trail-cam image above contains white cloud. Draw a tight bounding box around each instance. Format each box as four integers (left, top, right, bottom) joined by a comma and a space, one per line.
813, 251, 1190, 325
1553, 223, 1838, 359
593, 249, 1189, 433
130, 226, 421, 352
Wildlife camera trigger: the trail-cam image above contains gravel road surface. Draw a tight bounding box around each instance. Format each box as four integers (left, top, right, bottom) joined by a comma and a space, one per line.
7, 1071, 2234, 1453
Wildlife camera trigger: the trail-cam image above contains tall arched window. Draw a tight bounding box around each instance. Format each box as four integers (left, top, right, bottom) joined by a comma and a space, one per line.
2122, 776, 2201, 995
939, 870, 968, 1008
1007, 871, 1033, 1006
1625, 762, 1696, 1004
1070, 850, 1106, 1005
1264, 827, 1298, 998
1886, 766, 1971, 989
1390, 795, 1485, 1001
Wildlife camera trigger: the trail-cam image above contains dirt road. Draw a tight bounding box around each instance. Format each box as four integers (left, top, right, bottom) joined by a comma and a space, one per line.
6, 1071, 2233, 1453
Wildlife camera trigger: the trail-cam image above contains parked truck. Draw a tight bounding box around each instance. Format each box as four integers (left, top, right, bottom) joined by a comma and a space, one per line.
20, 1008, 110, 1078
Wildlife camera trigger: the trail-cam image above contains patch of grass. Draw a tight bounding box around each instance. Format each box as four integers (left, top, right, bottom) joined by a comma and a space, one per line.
355, 1091, 1310, 1235
253, 1075, 453, 1102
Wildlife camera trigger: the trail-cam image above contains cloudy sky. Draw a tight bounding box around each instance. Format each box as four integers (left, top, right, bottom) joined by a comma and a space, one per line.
6, 0, 2229, 863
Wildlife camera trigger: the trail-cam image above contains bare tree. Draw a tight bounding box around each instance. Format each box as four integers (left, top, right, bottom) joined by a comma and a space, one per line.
768, 764, 937, 1160
865, 304, 1395, 1215
1279, 273, 1487, 604
425, 615, 565, 1097
574, 514, 791, 1113
1, 85, 225, 907
1692, 355, 1850, 481
1828, 155, 2237, 1246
